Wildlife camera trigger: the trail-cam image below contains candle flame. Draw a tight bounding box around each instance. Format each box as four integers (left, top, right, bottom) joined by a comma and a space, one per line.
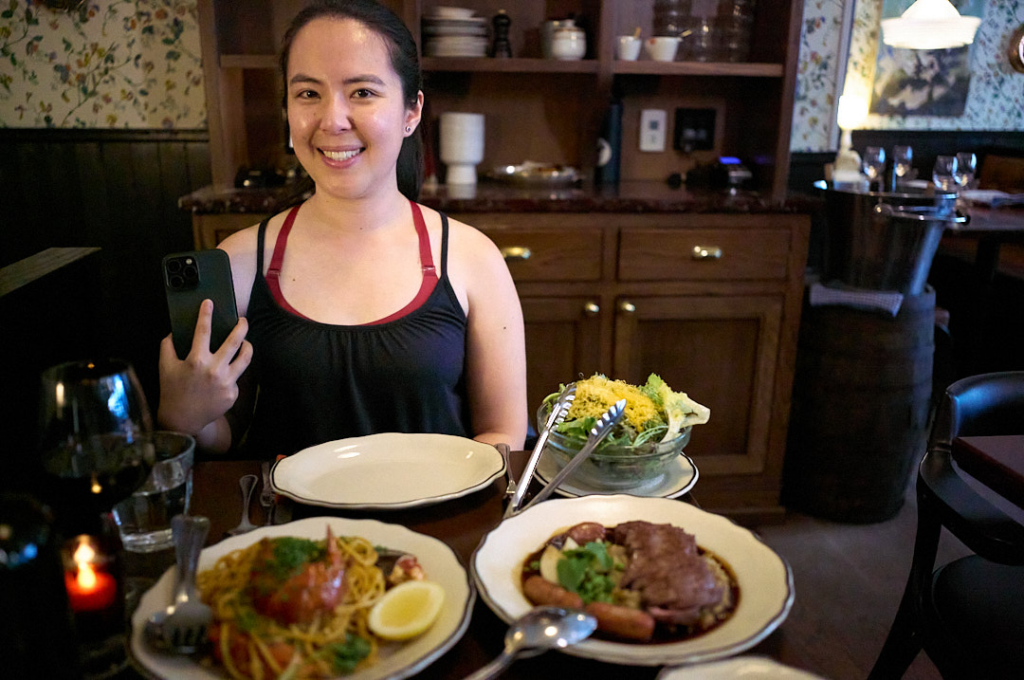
73, 537, 99, 590
90, 472, 102, 494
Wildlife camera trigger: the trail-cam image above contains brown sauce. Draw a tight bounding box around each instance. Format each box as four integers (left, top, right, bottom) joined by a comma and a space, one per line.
520, 526, 740, 644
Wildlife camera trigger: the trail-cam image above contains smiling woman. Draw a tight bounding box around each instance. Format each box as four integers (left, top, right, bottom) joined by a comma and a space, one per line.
156, 0, 527, 459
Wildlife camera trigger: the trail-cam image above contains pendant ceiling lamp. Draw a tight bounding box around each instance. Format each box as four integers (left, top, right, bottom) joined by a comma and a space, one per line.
881, 0, 981, 50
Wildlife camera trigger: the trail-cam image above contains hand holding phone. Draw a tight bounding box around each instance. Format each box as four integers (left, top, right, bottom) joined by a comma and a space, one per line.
163, 250, 239, 360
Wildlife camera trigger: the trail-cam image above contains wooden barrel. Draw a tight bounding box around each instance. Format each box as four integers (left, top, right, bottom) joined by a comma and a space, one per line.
782, 287, 935, 523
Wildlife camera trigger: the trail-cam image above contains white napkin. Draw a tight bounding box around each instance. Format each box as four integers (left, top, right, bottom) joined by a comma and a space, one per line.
809, 282, 904, 316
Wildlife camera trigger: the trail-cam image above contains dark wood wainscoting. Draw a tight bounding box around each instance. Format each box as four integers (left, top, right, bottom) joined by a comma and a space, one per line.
0, 128, 211, 412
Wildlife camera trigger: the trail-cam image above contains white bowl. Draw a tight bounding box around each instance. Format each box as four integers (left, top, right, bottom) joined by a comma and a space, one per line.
645, 36, 681, 62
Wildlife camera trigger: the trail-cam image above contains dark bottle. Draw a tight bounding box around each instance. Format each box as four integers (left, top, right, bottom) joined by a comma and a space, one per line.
491, 10, 512, 58
594, 99, 623, 186
1, 493, 82, 679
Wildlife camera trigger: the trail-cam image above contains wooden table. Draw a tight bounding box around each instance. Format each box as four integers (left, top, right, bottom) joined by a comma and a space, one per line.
940, 206, 1024, 375
951, 435, 1024, 511
123, 453, 790, 679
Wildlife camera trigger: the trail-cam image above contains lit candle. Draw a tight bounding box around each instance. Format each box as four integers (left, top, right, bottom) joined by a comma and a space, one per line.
63, 535, 117, 613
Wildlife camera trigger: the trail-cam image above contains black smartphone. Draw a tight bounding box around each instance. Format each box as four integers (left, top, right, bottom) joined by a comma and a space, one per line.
162, 250, 239, 360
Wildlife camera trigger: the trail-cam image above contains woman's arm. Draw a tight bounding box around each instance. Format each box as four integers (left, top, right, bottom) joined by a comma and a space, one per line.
157, 299, 253, 453
456, 224, 528, 450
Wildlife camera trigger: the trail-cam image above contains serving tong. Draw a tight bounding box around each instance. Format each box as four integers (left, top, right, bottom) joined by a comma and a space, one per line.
503, 384, 576, 518
520, 398, 627, 512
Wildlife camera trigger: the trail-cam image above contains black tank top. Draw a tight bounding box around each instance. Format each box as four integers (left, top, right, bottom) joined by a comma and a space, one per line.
241, 207, 470, 458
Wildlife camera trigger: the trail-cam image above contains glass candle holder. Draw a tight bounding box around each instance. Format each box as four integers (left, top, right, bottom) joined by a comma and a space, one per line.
60, 514, 129, 678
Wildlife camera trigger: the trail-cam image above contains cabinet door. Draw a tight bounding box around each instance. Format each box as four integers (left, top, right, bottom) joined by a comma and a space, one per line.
521, 296, 603, 417
613, 295, 783, 476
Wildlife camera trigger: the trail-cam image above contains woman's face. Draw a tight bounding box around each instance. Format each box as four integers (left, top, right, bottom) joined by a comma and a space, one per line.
286, 17, 421, 200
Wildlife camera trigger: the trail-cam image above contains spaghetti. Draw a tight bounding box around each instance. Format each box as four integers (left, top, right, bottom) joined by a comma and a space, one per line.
196, 528, 398, 679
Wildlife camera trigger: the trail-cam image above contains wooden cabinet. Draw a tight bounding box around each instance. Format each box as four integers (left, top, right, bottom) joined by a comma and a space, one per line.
198, 0, 803, 202
458, 211, 810, 522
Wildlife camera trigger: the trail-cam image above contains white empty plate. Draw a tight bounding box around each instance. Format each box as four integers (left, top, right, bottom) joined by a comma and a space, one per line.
271, 433, 505, 510
657, 656, 827, 679
534, 449, 699, 499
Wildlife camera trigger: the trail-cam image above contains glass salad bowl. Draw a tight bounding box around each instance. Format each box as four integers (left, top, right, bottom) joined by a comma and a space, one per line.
537, 404, 692, 491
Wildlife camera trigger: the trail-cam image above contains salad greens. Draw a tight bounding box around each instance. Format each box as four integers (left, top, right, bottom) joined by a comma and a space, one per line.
542, 373, 710, 452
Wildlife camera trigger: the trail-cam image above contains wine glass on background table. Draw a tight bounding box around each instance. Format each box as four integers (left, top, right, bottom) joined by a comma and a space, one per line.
862, 146, 886, 191
892, 145, 913, 190
36, 359, 155, 532
955, 152, 977, 189
933, 155, 959, 192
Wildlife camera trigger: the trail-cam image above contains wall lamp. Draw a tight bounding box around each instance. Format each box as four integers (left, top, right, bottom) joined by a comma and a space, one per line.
881, 0, 981, 50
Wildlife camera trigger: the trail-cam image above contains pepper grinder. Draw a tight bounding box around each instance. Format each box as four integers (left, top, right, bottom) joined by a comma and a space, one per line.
491, 9, 512, 58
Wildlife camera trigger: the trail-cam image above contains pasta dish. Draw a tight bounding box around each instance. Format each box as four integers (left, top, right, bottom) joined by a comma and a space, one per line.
197, 526, 428, 679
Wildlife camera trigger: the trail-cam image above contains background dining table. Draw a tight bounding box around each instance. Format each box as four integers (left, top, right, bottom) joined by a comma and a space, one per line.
122, 451, 792, 679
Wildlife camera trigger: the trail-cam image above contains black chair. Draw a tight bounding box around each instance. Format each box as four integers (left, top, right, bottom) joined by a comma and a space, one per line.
869, 371, 1024, 679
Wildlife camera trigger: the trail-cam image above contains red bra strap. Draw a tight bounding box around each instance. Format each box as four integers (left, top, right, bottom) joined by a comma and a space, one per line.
266, 201, 438, 324
266, 204, 306, 318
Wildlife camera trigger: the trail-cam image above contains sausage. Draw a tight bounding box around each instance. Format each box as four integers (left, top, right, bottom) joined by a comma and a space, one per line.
585, 602, 656, 641
565, 522, 607, 545
522, 575, 583, 609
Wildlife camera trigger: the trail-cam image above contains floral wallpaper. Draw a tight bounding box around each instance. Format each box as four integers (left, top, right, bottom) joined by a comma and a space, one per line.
791, 0, 1024, 151
0, 0, 204, 128
1, 0, 1021, 147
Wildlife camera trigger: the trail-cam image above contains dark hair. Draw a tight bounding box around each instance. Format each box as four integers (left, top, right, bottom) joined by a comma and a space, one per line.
280, 0, 423, 201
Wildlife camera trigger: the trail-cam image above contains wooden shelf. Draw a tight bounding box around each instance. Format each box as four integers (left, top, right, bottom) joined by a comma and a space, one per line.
612, 61, 786, 78
422, 57, 600, 73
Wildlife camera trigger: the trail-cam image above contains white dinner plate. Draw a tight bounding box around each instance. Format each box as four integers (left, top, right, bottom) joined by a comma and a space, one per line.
130, 516, 474, 680
534, 450, 699, 499
657, 656, 826, 679
472, 495, 794, 667
271, 433, 505, 510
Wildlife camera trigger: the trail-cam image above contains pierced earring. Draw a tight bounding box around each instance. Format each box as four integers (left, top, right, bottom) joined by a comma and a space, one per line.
405, 126, 412, 133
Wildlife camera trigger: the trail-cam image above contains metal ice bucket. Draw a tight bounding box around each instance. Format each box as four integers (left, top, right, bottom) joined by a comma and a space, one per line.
813, 181, 965, 295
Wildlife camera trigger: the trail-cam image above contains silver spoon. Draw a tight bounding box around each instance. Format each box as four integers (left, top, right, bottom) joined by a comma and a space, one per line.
463, 606, 597, 680
226, 474, 258, 536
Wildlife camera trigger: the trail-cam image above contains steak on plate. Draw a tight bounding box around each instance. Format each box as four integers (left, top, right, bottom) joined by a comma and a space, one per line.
612, 520, 724, 625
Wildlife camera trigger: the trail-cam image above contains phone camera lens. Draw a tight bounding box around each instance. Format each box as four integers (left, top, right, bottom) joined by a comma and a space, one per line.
169, 274, 185, 289
166, 259, 183, 274
183, 264, 199, 282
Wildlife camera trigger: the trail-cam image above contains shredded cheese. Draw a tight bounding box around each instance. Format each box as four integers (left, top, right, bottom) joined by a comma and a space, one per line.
566, 375, 662, 431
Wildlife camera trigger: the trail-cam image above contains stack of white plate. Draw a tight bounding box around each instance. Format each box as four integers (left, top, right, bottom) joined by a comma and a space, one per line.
422, 6, 488, 58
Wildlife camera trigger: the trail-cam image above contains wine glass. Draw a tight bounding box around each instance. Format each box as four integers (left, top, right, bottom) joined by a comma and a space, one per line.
892, 145, 913, 189
932, 155, 959, 192
954, 152, 977, 189
36, 359, 155, 531
862, 146, 886, 190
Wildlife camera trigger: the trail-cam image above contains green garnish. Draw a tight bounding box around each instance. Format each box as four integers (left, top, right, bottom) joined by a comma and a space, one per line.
329, 634, 372, 674
264, 537, 325, 581
556, 541, 620, 604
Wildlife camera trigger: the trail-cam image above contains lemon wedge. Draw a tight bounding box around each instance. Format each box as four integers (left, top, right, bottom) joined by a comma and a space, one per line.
368, 580, 445, 641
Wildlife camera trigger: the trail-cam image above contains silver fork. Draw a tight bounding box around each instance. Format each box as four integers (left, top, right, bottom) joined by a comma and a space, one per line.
227, 474, 258, 536
144, 515, 213, 654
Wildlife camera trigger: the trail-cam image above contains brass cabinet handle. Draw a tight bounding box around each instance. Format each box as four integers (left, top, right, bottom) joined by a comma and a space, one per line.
692, 245, 723, 260
618, 300, 636, 314
583, 301, 600, 316
500, 246, 531, 261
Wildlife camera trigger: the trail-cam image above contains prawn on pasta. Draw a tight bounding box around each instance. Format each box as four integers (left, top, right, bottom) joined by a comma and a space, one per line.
196, 526, 426, 679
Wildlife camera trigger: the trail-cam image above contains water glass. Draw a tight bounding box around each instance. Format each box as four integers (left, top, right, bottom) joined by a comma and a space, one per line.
892, 145, 913, 188
933, 155, 959, 192
954, 152, 977, 189
862, 147, 886, 188
111, 431, 195, 553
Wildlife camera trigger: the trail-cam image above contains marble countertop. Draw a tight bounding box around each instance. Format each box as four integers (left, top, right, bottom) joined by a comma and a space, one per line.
179, 181, 821, 216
